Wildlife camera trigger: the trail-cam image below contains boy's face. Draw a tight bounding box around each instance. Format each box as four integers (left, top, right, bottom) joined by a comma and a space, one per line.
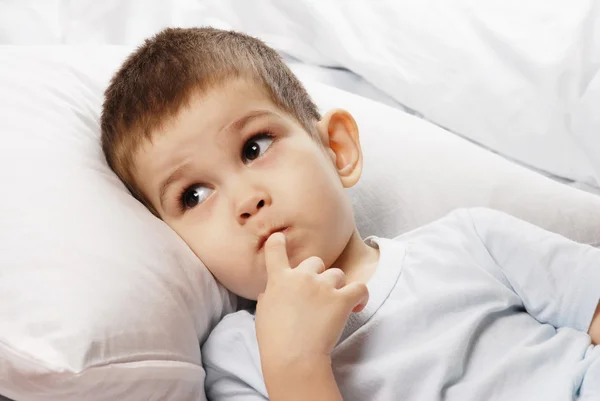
133, 79, 360, 300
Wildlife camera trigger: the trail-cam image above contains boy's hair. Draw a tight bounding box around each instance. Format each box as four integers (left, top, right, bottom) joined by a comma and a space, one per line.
100, 27, 321, 215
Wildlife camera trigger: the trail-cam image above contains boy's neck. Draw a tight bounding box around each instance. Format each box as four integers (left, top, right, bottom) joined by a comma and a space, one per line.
332, 229, 380, 285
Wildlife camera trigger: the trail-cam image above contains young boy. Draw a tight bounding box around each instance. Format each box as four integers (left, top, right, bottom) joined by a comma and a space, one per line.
101, 27, 600, 400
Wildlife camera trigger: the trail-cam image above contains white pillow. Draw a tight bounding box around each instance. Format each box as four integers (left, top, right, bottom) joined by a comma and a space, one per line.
572, 67, 600, 188
1, 44, 600, 401
310, 79, 600, 246
0, 46, 235, 401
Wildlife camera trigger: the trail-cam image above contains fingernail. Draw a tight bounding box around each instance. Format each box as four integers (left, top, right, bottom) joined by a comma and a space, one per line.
268, 232, 285, 243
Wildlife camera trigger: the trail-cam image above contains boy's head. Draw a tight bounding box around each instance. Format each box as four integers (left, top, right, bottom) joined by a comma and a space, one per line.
101, 27, 366, 300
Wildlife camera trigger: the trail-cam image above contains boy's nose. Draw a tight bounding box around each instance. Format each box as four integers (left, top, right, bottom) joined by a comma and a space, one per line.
236, 193, 270, 224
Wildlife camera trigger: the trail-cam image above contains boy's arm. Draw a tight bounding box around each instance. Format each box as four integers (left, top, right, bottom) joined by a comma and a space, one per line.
256, 233, 367, 401
466, 208, 600, 344
205, 234, 365, 401
263, 356, 342, 401
205, 318, 342, 401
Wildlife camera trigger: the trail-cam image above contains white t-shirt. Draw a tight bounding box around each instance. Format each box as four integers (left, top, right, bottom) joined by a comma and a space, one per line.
202, 208, 600, 400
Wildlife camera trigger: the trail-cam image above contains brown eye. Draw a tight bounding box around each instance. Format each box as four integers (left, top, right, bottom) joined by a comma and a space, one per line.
180, 184, 212, 210
242, 133, 274, 164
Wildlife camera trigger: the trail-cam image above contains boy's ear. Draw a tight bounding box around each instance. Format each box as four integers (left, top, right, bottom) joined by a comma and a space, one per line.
316, 109, 363, 188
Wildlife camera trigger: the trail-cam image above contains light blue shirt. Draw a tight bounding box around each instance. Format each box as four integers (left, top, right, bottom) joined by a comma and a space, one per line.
202, 208, 600, 400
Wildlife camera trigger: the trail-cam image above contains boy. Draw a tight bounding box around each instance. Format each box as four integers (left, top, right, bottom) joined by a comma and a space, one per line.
101, 27, 600, 400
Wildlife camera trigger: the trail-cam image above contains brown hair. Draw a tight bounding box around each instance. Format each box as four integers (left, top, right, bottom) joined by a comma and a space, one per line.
100, 27, 321, 215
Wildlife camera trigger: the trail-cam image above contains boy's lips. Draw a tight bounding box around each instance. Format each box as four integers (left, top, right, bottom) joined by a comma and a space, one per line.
257, 226, 290, 250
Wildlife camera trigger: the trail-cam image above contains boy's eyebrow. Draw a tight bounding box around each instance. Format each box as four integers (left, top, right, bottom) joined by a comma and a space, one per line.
223, 109, 272, 134
159, 162, 190, 209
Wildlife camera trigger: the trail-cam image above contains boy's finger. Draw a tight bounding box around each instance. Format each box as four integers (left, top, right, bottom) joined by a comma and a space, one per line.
297, 256, 326, 274
339, 282, 369, 312
264, 232, 290, 275
319, 267, 346, 289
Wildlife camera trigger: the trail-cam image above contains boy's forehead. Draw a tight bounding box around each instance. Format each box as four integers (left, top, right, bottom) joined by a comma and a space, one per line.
147, 79, 275, 149
185, 79, 276, 132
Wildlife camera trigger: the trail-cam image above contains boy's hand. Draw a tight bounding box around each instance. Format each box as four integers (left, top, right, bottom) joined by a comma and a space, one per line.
255, 232, 369, 401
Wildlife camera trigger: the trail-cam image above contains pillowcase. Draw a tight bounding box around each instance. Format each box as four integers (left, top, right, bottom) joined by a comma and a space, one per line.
0, 45, 235, 401
1, 44, 600, 401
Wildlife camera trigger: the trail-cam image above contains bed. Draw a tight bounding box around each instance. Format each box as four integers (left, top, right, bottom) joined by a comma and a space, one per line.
1, 2, 599, 400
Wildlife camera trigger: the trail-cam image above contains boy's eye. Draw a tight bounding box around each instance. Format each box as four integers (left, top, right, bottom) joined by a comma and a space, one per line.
242, 133, 274, 164
180, 184, 212, 210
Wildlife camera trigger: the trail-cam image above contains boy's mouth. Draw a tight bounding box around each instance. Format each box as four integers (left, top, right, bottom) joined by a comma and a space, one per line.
257, 226, 289, 250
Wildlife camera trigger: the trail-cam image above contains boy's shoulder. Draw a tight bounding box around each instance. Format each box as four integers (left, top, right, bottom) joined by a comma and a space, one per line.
424, 207, 523, 237
382, 207, 528, 259
410, 207, 560, 253
393, 207, 509, 241
444, 207, 512, 222
446, 207, 542, 237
